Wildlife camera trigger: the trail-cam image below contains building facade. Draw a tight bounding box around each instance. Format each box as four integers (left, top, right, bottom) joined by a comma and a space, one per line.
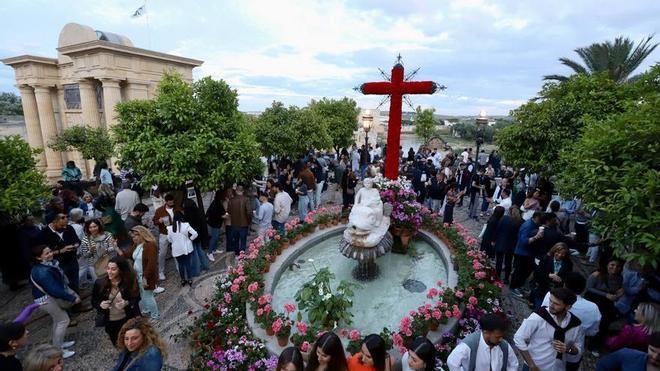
2, 23, 203, 180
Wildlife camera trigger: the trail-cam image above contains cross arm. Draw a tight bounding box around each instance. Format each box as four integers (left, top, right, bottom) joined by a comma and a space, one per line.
400, 81, 438, 95
360, 82, 394, 95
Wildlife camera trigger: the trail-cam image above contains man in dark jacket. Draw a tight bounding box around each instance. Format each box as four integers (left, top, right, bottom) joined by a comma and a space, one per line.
227, 185, 252, 253
35, 213, 81, 294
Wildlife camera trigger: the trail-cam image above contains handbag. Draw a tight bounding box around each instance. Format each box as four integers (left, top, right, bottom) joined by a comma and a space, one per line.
346, 188, 355, 195
30, 274, 77, 310
95, 287, 120, 327
94, 254, 111, 277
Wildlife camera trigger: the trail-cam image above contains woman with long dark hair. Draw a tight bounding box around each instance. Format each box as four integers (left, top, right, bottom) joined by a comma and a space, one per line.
92, 256, 141, 347
0, 322, 28, 371
182, 199, 209, 275
531, 242, 573, 309
585, 257, 624, 346
480, 206, 505, 259
79, 219, 120, 284
306, 332, 348, 371
494, 205, 522, 284
401, 336, 436, 371
276, 347, 305, 371
341, 168, 358, 210
347, 334, 391, 371
166, 212, 197, 286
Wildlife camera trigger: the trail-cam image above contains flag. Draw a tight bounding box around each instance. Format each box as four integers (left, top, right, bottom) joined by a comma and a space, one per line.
132, 4, 146, 18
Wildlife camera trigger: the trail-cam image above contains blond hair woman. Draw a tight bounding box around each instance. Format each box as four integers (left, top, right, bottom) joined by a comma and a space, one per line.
123, 226, 160, 320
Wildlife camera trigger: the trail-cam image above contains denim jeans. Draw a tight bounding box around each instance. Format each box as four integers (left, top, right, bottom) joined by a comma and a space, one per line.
137, 274, 159, 320
157, 234, 170, 277
272, 220, 284, 235
208, 226, 221, 254
315, 181, 324, 209
298, 195, 310, 220
230, 226, 249, 253
225, 226, 234, 252
175, 253, 193, 281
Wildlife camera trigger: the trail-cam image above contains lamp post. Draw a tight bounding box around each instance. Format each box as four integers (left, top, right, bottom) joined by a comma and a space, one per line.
474, 110, 488, 174
362, 109, 374, 156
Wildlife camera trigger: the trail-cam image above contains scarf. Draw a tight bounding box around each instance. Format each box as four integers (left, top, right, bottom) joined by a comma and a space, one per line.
535, 308, 581, 359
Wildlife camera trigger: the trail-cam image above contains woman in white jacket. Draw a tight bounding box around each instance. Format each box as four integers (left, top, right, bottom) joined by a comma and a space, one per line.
166, 212, 198, 286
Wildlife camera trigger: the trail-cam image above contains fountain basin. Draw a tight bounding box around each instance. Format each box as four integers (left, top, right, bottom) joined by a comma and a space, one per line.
247, 225, 459, 355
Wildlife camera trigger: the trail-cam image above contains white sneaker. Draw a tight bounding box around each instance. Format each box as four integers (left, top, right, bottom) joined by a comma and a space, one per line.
153, 286, 165, 294
207, 253, 216, 262
62, 349, 75, 359
62, 341, 75, 348
158, 273, 166, 281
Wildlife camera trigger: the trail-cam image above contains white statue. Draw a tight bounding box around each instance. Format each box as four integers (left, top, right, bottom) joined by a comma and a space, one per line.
343, 177, 390, 247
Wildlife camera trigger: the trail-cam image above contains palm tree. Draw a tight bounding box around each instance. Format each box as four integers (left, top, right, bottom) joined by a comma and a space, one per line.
544, 35, 658, 83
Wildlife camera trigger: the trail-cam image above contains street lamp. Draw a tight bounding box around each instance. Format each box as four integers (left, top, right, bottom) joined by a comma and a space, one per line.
474, 110, 488, 174
362, 109, 374, 153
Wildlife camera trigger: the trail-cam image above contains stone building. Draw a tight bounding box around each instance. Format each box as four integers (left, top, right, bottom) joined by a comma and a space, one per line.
2, 23, 203, 180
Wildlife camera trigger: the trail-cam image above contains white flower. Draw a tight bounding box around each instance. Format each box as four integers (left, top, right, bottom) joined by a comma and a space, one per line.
323, 293, 332, 300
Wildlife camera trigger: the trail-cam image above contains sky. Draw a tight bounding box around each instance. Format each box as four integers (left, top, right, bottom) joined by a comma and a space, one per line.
1, 0, 658, 116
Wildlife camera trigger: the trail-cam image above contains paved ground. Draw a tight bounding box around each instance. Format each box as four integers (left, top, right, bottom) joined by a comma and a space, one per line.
2, 185, 599, 370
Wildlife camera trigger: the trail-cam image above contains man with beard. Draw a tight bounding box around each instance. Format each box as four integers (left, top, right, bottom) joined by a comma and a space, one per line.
447, 313, 519, 370
514, 287, 585, 371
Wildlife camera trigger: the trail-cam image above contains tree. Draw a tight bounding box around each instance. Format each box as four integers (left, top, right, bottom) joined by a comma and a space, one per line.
0, 136, 49, 224
496, 72, 642, 173
48, 126, 114, 162
544, 35, 658, 83
413, 106, 436, 144
0, 92, 23, 115
255, 101, 298, 158
308, 97, 359, 154
113, 73, 263, 190
451, 122, 495, 143
256, 102, 331, 158
557, 93, 660, 268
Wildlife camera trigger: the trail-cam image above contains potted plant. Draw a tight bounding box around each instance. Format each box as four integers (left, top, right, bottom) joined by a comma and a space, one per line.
290, 320, 318, 360
272, 313, 293, 346
294, 268, 359, 329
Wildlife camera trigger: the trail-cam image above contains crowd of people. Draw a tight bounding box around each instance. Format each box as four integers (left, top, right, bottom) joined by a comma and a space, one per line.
2, 138, 658, 371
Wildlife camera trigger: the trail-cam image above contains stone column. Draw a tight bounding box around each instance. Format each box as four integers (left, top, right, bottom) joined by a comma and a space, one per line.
79, 79, 102, 174
34, 85, 63, 178
17, 85, 47, 168
79, 79, 101, 128
126, 81, 149, 100
101, 78, 122, 129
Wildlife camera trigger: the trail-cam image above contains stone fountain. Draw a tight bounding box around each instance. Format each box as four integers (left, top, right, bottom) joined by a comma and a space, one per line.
339, 177, 394, 281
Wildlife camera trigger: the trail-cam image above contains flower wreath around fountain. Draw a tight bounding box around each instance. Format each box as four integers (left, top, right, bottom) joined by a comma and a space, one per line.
181, 183, 505, 371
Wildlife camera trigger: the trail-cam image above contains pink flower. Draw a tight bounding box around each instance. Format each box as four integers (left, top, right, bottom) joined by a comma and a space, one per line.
296, 321, 308, 335
264, 304, 272, 313
399, 316, 412, 333
349, 330, 361, 341
256, 308, 264, 316
474, 271, 487, 280
468, 296, 478, 305
478, 283, 485, 289
247, 282, 259, 293
223, 293, 232, 304
272, 318, 283, 333
444, 310, 452, 318
453, 308, 462, 319
436, 280, 444, 287
339, 329, 349, 337
455, 290, 464, 299
274, 234, 281, 240
426, 288, 439, 299
495, 281, 504, 289
284, 303, 296, 313
408, 310, 417, 316
301, 341, 310, 352
230, 284, 240, 293
432, 310, 442, 320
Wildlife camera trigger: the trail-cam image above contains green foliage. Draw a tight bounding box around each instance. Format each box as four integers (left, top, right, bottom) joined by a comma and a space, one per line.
256, 101, 331, 157
294, 267, 359, 327
0, 136, 49, 224
496, 72, 643, 173
0, 92, 23, 115
113, 73, 263, 190
48, 126, 114, 161
451, 122, 495, 143
557, 94, 660, 268
308, 97, 360, 153
544, 35, 658, 83
413, 106, 437, 144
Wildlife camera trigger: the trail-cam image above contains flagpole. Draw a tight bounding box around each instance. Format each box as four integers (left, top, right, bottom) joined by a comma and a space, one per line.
145, 0, 151, 48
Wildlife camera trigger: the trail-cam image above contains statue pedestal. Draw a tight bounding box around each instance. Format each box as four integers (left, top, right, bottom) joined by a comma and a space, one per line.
390, 226, 416, 254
